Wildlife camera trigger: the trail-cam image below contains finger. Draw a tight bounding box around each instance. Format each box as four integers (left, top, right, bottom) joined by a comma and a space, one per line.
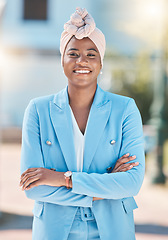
114, 155, 136, 169
24, 180, 41, 190
115, 163, 127, 172
116, 166, 132, 172
113, 162, 139, 173
22, 175, 41, 190
119, 153, 130, 160
20, 171, 39, 186
20, 171, 37, 185
120, 155, 136, 163
118, 162, 139, 171
112, 161, 138, 173
22, 175, 40, 190
21, 168, 39, 178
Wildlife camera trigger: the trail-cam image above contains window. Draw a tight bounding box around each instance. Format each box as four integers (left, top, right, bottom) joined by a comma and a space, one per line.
23, 0, 48, 20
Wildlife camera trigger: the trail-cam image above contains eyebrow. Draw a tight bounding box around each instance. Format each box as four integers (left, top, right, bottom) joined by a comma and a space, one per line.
67, 48, 79, 51
67, 48, 98, 52
87, 48, 98, 52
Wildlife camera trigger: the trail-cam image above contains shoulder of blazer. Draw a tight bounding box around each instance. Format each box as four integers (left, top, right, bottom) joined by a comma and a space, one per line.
29, 88, 67, 109
31, 94, 54, 106
102, 89, 134, 106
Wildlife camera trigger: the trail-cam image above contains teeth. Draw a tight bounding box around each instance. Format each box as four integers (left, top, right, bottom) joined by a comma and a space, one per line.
75, 70, 90, 73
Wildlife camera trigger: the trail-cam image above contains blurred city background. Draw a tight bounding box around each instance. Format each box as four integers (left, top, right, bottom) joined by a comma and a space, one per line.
0, 0, 168, 239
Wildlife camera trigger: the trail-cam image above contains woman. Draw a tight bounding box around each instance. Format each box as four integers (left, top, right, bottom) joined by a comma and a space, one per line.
20, 7, 145, 240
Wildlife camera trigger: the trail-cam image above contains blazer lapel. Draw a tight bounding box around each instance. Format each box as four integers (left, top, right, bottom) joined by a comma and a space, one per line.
83, 86, 111, 172
49, 87, 77, 171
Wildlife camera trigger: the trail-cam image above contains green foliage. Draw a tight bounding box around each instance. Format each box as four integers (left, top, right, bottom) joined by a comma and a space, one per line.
108, 52, 153, 124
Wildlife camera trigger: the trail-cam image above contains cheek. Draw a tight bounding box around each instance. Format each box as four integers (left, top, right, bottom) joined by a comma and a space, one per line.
63, 66, 70, 77
62, 54, 72, 66
92, 61, 101, 74
63, 59, 72, 73
63, 56, 74, 67
92, 57, 101, 67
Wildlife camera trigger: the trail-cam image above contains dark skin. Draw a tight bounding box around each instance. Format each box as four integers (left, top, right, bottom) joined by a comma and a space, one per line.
20, 37, 139, 200
63, 36, 102, 134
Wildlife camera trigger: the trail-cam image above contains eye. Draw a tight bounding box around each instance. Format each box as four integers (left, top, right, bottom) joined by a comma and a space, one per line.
68, 52, 79, 57
87, 53, 96, 57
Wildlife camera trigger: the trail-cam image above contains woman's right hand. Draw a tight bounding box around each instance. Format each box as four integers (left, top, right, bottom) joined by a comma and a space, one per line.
110, 153, 139, 173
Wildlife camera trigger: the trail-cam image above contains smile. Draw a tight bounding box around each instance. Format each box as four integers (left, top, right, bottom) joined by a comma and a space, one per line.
73, 70, 91, 74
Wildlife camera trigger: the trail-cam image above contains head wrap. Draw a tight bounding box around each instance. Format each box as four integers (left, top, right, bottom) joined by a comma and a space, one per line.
60, 7, 106, 66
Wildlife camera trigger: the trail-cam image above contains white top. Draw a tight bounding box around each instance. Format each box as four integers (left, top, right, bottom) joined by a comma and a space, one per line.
70, 107, 88, 172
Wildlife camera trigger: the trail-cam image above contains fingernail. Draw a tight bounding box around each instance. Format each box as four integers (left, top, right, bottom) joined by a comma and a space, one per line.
125, 153, 130, 156
135, 162, 139, 165
129, 165, 133, 168
132, 155, 136, 158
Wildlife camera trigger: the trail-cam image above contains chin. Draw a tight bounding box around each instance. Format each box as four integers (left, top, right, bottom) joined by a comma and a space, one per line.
71, 80, 97, 88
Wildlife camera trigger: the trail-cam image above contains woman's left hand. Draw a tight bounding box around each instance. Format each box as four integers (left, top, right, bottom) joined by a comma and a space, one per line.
110, 153, 138, 173
20, 168, 65, 191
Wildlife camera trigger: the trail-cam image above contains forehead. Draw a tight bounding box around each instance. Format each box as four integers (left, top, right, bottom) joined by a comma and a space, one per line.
65, 37, 99, 52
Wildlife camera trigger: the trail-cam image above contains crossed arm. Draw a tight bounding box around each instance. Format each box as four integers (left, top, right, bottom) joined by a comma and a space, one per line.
20, 153, 139, 200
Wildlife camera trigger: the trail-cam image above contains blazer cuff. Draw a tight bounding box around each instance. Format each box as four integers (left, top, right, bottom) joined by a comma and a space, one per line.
72, 172, 93, 205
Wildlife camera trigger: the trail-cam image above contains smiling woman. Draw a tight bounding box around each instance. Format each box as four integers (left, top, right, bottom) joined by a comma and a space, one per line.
63, 37, 102, 89
20, 7, 145, 240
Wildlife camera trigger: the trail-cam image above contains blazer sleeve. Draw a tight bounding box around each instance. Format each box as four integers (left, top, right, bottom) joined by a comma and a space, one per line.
20, 100, 93, 207
71, 98, 145, 199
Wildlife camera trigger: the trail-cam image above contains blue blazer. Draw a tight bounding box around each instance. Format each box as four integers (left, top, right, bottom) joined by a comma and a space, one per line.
21, 85, 145, 240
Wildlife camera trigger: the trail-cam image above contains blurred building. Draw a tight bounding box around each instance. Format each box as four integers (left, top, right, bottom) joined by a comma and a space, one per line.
0, 0, 146, 130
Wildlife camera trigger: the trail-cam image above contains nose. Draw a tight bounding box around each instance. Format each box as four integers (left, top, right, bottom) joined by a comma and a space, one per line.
76, 54, 88, 65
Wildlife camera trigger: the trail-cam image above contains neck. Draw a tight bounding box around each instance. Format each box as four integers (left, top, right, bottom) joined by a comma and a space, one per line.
68, 84, 97, 109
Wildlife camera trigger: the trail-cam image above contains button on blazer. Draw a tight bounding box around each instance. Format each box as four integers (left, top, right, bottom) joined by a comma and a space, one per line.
21, 85, 145, 240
